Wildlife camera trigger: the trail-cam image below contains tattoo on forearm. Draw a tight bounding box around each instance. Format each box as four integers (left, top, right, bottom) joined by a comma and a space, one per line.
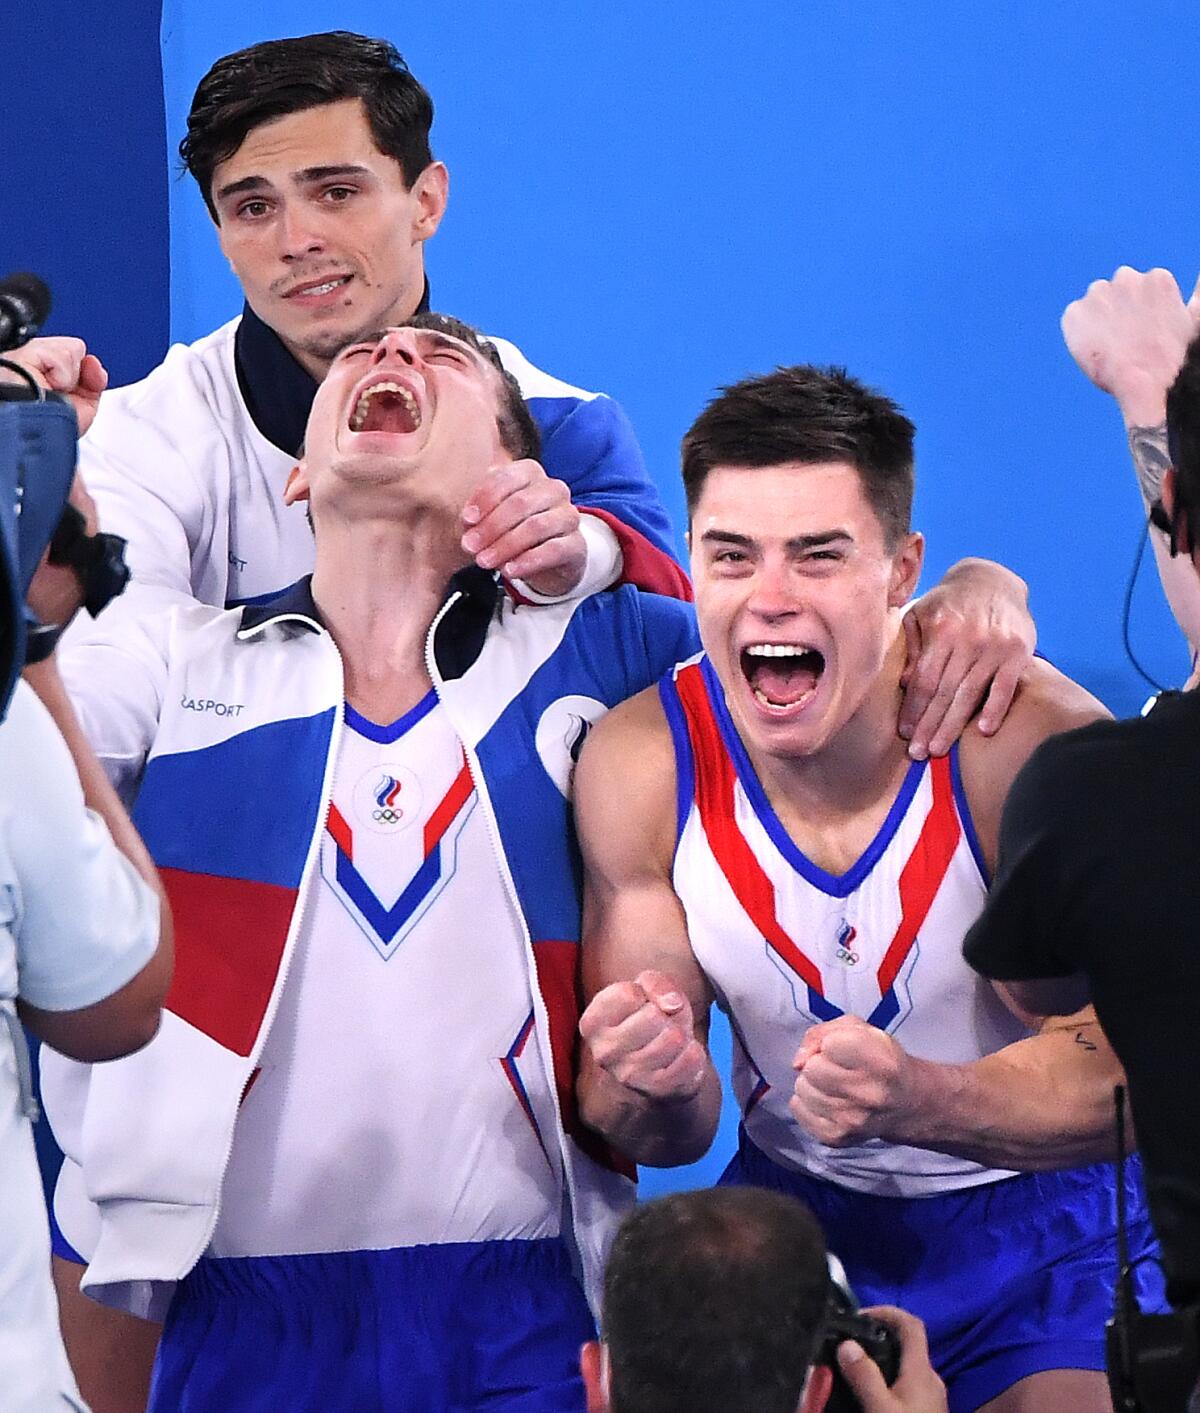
1074, 1030, 1098, 1052
1128, 422, 1171, 505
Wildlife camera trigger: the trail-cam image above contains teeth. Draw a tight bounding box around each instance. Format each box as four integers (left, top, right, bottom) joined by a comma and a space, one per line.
745, 644, 812, 657
349, 382, 420, 433
300, 278, 346, 297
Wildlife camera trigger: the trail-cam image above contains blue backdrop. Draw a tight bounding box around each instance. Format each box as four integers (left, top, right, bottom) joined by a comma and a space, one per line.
3, 3, 1192, 1195
0, 1, 168, 389
160, 2, 1199, 715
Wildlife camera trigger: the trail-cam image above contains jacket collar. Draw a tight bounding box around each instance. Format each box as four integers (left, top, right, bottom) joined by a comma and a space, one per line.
233, 282, 434, 458
237, 564, 501, 681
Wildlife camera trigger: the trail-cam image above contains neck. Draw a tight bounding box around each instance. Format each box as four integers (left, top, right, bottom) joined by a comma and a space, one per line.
747, 622, 913, 821
311, 508, 465, 723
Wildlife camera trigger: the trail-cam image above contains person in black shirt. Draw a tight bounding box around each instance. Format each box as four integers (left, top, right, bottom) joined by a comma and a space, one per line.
964, 333, 1200, 1310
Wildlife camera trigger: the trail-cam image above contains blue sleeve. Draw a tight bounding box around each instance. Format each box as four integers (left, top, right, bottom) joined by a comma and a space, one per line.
636, 592, 701, 679
525, 394, 679, 561
571, 588, 698, 701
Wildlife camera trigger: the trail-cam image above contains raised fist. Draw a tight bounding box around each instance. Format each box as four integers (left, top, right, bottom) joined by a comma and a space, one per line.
1062, 265, 1200, 424
580, 969, 708, 1104
1, 336, 108, 437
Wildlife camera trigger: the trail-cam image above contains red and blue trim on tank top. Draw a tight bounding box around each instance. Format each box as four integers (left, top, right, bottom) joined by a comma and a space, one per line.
659, 656, 987, 1031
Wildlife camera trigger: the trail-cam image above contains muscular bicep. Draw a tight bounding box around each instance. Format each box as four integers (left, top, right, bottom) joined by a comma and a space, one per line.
575, 691, 714, 1037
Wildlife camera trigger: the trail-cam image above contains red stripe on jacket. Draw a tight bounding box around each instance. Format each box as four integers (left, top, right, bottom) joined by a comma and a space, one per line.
161, 867, 296, 1058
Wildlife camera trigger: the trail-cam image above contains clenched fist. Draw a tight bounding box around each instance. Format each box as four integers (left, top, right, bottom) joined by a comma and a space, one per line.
1, 336, 108, 437
790, 1015, 918, 1146
579, 969, 709, 1104
1062, 266, 1200, 425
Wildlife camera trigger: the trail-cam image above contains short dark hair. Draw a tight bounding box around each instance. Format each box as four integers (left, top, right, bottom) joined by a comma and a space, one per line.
402, 312, 540, 463
681, 365, 916, 547
602, 1188, 830, 1413
1166, 333, 1200, 556
181, 32, 435, 220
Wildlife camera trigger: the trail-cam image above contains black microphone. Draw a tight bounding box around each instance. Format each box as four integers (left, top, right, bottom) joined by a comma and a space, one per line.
0, 272, 51, 353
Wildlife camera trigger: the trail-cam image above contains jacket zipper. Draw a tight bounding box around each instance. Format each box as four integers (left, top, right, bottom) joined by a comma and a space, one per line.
424, 594, 583, 1249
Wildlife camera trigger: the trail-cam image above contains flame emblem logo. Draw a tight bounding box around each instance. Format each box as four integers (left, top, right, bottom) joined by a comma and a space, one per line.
372, 774, 404, 824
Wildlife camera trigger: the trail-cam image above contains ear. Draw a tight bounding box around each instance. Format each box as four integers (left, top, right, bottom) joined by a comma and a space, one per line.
282, 463, 310, 506
410, 161, 449, 242
887, 530, 924, 608
798, 1362, 833, 1413
580, 1341, 610, 1413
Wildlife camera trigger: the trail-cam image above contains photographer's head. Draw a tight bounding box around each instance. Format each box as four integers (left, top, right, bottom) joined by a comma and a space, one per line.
583, 1187, 833, 1413
1161, 333, 1200, 562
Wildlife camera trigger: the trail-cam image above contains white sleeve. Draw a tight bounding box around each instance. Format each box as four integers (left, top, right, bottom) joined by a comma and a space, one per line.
508, 513, 624, 604
79, 342, 232, 609
57, 595, 170, 798
0, 684, 158, 1013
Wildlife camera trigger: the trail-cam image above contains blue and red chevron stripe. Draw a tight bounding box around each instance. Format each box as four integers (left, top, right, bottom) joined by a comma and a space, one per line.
500, 1010, 553, 1166
669, 661, 961, 1031
728, 1013, 772, 1118
325, 755, 475, 947
532, 937, 636, 1181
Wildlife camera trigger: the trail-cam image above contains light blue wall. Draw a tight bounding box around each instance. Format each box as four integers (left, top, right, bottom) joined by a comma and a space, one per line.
161, 4, 1195, 1190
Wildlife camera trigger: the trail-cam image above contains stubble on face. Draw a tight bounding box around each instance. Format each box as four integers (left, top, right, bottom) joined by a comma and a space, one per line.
211, 99, 439, 381
289, 282, 414, 372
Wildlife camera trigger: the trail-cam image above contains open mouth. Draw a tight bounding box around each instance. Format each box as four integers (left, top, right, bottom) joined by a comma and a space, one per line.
348, 381, 422, 435
740, 643, 825, 712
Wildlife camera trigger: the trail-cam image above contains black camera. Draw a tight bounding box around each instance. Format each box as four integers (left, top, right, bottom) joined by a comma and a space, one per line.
0, 336, 130, 710
817, 1255, 902, 1411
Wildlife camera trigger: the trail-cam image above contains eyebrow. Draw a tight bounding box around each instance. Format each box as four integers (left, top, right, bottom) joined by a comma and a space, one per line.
214, 164, 373, 204
699, 529, 853, 553
418, 330, 482, 361
333, 329, 486, 365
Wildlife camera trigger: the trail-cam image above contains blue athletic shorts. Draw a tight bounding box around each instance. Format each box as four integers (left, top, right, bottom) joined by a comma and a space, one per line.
147, 1238, 595, 1413
722, 1132, 1168, 1413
